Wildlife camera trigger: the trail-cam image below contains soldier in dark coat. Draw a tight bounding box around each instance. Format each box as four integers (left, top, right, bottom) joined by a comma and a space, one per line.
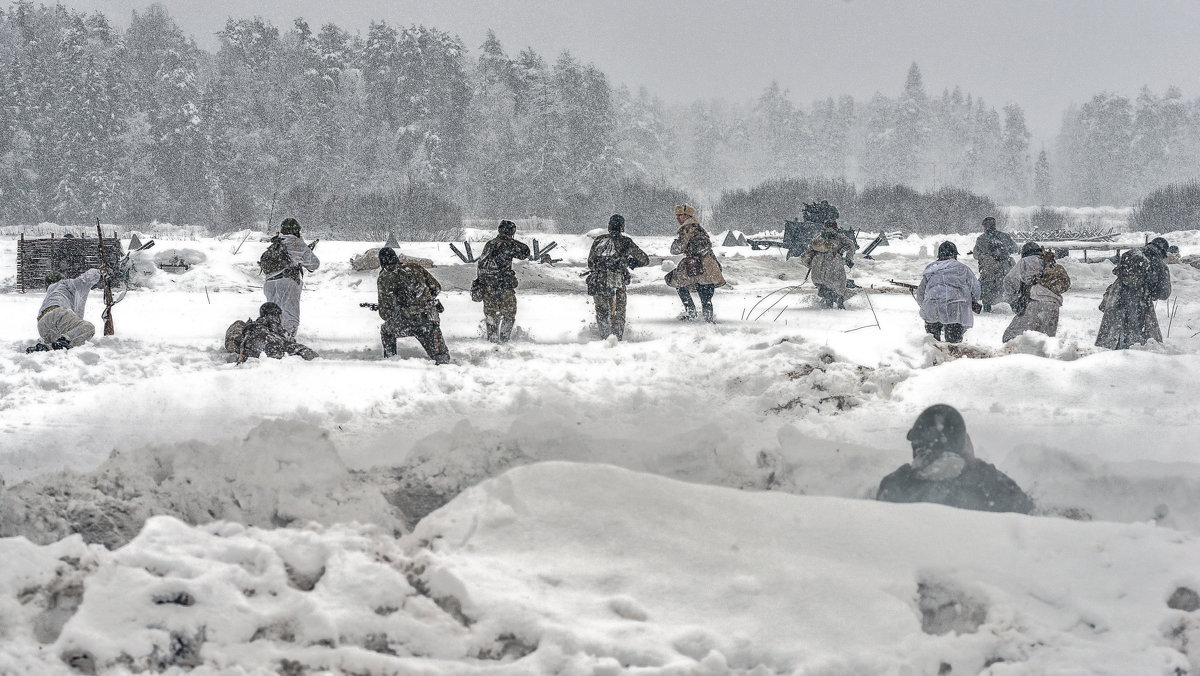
971, 216, 1018, 312
233, 302, 319, 362
377, 247, 451, 364
1095, 237, 1173, 350
876, 404, 1034, 514
473, 220, 530, 343
587, 214, 650, 340
666, 204, 725, 322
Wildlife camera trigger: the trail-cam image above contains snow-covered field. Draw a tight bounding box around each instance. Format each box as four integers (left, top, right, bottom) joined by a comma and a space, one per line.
2, 226, 1199, 674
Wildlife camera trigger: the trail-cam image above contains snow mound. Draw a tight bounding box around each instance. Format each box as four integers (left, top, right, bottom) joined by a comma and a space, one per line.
0, 420, 404, 548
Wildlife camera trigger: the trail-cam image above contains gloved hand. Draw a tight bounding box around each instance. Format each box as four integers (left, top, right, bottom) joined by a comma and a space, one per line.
971, 302, 983, 314
845, 258, 854, 268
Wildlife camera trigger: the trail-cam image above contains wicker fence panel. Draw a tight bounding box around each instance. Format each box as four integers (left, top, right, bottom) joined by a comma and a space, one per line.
17, 234, 123, 292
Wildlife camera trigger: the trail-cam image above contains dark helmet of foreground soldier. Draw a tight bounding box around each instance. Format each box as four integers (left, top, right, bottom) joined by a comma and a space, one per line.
608, 214, 625, 233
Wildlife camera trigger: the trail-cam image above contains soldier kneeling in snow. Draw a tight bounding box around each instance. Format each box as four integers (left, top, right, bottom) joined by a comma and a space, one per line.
377, 246, 451, 364
876, 404, 1034, 514
226, 302, 318, 363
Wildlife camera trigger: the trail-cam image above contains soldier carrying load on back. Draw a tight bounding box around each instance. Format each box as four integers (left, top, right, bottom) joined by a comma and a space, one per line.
259, 217, 320, 338
587, 214, 650, 340
377, 246, 451, 364
472, 220, 530, 343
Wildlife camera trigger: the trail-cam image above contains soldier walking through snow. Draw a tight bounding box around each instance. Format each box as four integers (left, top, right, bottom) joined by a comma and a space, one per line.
587, 214, 650, 340
1095, 237, 1173, 350
876, 404, 1034, 514
916, 241, 982, 343
665, 204, 725, 322
800, 220, 856, 309
27, 268, 104, 352
971, 216, 1017, 312
472, 220, 530, 343
377, 246, 451, 364
260, 217, 320, 338
231, 302, 318, 362
1001, 242, 1072, 342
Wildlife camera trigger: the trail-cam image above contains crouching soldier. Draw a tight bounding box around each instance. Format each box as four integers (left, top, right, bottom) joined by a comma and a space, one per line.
1002, 242, 1071, 342
229, 302, 319, 362
473, 219, 530, 343
28, 268, 103, 352
876, 404, 1034, 514
587, 214, 650, 340
377, 246, 451, 364
800, 220, 856, 309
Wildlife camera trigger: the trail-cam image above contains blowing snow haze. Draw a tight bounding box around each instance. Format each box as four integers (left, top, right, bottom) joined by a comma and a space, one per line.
66, 0, 1200, 140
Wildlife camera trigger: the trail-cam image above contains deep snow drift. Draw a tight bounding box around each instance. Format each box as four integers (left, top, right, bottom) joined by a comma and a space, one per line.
1, 225, 1199, 673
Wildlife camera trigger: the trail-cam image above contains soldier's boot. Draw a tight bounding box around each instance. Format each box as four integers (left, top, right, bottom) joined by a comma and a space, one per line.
677, 288, 698, 320
702, 306, 715, 323
612, 320, 625, 341
498, 316, 515, 343
26, 343, 51, 353
982, 303, 992, 313
380, 327, 398, 358
417, 325, 452, 365
834, 294, 846, 310
596, 314, 612, 339
51, 337, 71, 350
485, 316, 500, 343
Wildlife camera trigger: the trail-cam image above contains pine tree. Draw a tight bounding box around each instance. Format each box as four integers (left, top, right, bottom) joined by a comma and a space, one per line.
998, 103, 1032, 204
1033, 149, 1053, 205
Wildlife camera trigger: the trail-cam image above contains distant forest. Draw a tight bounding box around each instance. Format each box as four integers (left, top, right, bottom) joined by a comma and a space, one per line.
2, 2, 1200, 235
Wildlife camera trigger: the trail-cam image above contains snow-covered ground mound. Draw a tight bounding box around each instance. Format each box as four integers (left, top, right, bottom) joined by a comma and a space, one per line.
2, 463, 1199, 674
2, 227, 1199, 672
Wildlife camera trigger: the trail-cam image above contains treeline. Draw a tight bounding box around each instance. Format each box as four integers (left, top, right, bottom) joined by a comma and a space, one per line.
2, 2, 1199, 238
710, 179, 998, 235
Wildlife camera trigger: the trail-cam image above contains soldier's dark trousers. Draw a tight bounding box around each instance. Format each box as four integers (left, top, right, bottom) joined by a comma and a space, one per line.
816, 284, 846, 309
482, 288, 517, 343
381, 319, 451, 364
678, 284, 716, 322
593, 288, 628, 340
925, 322, 965, 343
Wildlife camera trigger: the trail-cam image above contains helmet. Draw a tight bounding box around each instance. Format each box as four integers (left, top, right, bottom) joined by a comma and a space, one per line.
982, 216, 996, 229
823, 219, 838, 229
498, 220, 516, 236
259, 302, 283, 318
280, 218, 301, 236
1148, 237, 1170, 257
937, 241, 959, 258
1021, 241, 1043, 257
378, 246, 400, 267
45, 270, 65, 285
907, 404, 969, 458
608, 214, 625, 233
673, 204, 696, 217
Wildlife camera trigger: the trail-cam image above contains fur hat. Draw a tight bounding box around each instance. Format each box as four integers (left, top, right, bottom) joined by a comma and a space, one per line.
259, 302, 283, 317
937, 241, 959, 259
1148, 237, 1170, 257
673, 204, 696, 217
608, 214, 625, 232
982, 216, 996, 228
907, 404, 972, 459
498, 220, 516, 236
44, 270, 65, 285
378, 246, 400, 267
1021, 241, 1043, 257
280, 218, 301, 236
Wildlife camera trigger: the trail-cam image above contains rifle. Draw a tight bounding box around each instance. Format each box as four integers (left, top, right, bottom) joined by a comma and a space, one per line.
888, 279, 919, 291
359, 302, 379, 312
96, 218, 115, 336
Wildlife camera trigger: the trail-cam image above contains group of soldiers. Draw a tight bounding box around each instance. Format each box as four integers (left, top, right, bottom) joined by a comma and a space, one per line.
25, 208, 1178, 361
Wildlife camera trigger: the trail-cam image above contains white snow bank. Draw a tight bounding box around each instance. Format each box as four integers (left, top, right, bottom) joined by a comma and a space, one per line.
3, 462, 1198, 674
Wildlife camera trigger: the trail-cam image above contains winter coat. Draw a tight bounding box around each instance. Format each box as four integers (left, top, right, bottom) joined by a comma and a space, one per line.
876, 453, 1034, 514
378, 262, 442, 322
475, 235, 531, 291
587, 233, 650, 295
1003, 254, 1071, 308
39, 268, 101, 318
1095, 246, 1172, 349
916, 259, 981, 328
264, 234, 321, 283
973, 229, 1018, 305
666, 219, 725, 288
800, 230, 855, 292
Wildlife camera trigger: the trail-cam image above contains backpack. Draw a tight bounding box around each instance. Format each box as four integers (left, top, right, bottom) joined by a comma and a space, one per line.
259, 237, 296, 278
224, 319, 248, 353
593, 237, 624, 271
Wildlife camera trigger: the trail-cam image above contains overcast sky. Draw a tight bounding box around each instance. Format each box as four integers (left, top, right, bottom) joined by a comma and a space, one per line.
68, 0, 1200, 144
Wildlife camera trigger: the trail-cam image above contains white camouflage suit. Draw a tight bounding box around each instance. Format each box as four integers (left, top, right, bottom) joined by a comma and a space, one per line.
263, 235, 320, 337
37, 269, 102, 347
